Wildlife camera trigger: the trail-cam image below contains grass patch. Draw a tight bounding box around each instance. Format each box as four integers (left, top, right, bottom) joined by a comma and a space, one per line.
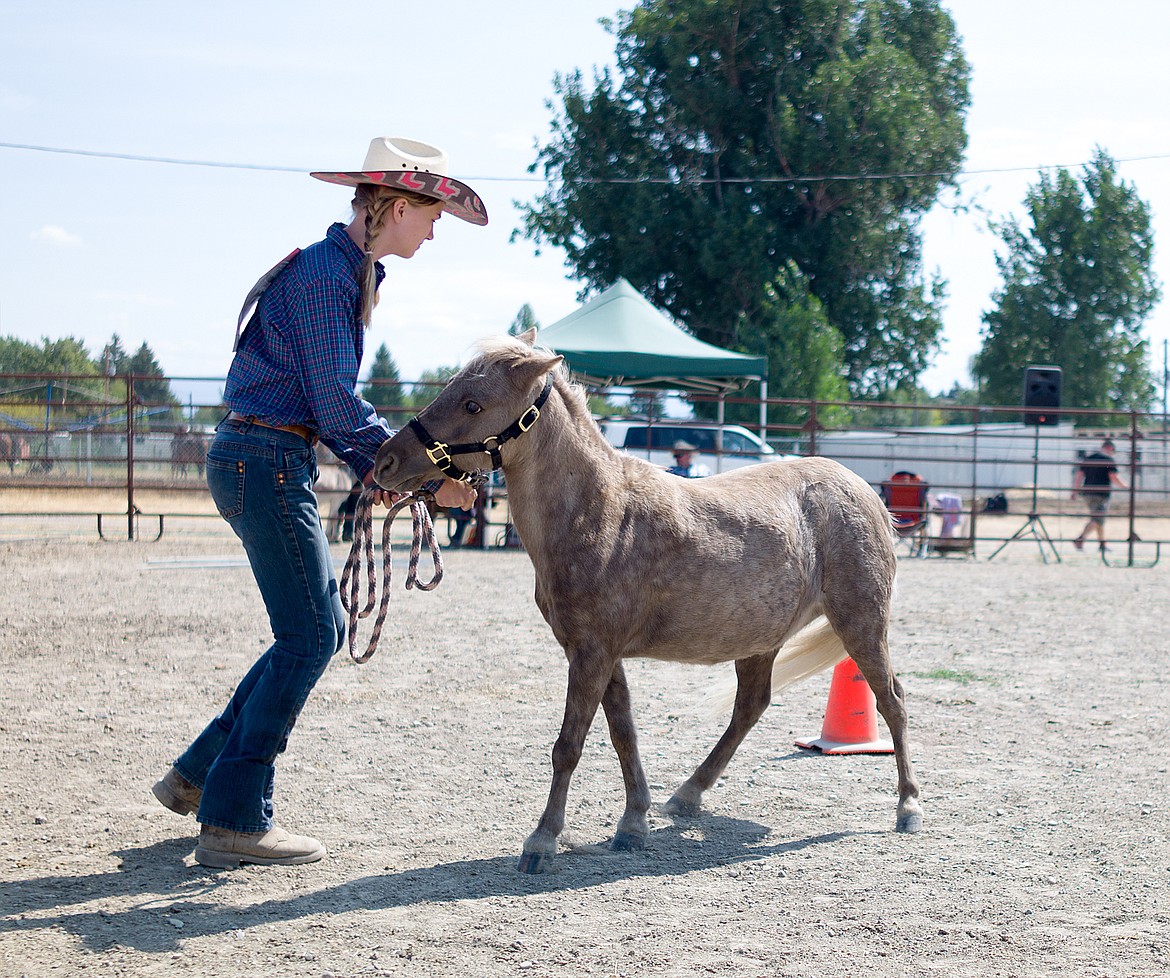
910, 668, 995, 685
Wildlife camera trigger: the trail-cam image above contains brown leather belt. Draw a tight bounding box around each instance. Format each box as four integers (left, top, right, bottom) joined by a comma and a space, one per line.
227, 412, 318, 446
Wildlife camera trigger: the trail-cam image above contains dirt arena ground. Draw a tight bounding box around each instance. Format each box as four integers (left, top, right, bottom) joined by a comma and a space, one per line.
0, 503, 1166, 977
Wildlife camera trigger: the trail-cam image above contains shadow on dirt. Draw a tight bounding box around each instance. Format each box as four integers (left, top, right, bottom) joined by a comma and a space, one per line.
0, 816, 874, 953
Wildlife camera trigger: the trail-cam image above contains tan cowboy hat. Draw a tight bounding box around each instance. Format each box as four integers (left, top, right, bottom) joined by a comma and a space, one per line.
310, 136, 488, 226
672, 440, 697, 454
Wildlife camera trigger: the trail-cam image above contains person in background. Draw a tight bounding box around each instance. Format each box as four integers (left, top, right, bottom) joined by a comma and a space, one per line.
336, 481, 363, 543
666, 440, 712, 478
1071, 438, 1127, 552
152, 136, 483, 868
448, 499, 475, 546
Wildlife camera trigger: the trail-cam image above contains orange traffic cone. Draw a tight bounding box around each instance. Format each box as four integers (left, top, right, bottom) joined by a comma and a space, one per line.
795, 657, 894, 755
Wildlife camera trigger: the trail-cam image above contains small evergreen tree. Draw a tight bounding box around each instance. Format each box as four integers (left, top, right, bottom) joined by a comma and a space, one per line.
126, 342, 179, 409
102, 334, 128, 377
361, 344, 405, 410
509, 304, 541, 337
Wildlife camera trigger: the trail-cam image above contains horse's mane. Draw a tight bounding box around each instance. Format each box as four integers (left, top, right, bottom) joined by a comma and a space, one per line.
471, 335, 589, 417
471, 334, 561, 370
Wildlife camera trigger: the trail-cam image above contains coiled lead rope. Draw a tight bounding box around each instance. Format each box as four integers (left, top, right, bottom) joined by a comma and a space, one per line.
339, 487, 443, 664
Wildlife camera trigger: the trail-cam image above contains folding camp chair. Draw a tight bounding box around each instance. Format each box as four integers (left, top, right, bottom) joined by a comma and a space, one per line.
880, 471, 930, 557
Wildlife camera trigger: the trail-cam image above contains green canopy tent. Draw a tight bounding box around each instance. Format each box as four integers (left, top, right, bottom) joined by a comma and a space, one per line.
537, 277, 769, 434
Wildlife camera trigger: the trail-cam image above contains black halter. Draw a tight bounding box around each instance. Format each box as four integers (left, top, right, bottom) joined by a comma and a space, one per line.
407, 379, 552, 484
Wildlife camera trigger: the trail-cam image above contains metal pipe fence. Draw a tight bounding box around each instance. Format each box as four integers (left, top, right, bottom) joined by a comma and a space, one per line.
1, 371, 1165, 564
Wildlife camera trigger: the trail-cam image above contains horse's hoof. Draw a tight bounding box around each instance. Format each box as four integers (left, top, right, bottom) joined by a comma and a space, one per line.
662, 796, 699, 818
517, 850, 554, 874
611, 831, 646, 852
896, 811, 924, 834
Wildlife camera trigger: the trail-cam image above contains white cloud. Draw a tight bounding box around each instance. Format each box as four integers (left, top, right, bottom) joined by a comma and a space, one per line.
30, 225, 82, 248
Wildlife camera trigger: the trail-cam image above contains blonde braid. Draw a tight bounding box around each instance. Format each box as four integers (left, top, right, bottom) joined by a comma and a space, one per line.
352, 184, 440, 327
356, 186, 392, 327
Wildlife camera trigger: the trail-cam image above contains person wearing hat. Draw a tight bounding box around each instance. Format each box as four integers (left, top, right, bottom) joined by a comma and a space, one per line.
152, 136, 484, 868
666, 440, 712, 478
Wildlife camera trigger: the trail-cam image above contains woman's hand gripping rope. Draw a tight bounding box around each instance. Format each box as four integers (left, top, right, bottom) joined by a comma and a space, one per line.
339, 487, 444, 664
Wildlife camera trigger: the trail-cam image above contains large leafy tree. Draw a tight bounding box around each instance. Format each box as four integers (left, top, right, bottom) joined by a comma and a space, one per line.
0, 335, 97, 378
0, 336, 101, 426
974, 149, 1161, 412
519, 0, 970, 397
0, 334, 178, 420
407, 366, 460, 409
720, 261, 848, 428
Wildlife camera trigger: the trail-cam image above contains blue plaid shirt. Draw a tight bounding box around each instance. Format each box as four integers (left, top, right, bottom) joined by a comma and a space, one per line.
225, 223, 391, 481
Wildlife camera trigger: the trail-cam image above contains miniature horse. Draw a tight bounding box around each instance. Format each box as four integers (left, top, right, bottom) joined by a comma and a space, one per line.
374, 332, 921, 873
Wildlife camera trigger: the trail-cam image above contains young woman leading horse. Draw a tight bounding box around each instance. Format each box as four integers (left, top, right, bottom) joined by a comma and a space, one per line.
152, 137, 481, 868
373, 332, 923, 874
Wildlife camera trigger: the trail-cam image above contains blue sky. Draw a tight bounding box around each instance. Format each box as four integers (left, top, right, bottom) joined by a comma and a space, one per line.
2, 1, 1169, 403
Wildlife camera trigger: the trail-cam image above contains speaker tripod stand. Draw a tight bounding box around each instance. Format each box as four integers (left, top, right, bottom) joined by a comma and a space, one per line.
988, 424, 1061, 563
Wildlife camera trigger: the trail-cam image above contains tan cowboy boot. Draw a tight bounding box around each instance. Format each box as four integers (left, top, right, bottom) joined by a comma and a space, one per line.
195, 824, 326, 868
152, 768, 202, 816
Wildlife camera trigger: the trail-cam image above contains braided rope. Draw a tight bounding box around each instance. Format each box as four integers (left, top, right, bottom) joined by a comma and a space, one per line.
339, 487, 443, 664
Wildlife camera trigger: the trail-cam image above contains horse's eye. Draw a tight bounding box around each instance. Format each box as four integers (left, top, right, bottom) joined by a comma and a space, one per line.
465, 400, 482, 415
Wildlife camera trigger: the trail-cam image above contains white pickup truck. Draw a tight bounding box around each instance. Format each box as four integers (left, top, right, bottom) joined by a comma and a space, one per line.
598, 420, 790, 473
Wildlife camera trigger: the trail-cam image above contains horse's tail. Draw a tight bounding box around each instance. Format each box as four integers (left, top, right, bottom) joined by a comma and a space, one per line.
707, 617, 845, 716
769, 617, 846, 695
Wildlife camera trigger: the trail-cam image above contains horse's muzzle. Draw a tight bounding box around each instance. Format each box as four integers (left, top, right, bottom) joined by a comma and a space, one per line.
373, 431, 426, 492
372, 444, 402, 491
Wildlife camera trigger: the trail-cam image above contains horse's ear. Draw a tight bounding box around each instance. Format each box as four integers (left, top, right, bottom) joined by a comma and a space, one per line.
517, 328, 538, 347
512, 349, 564, 389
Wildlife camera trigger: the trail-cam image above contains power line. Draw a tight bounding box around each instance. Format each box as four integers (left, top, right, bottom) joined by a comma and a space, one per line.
0, 141, 304, 173
2, 139, 1169, 184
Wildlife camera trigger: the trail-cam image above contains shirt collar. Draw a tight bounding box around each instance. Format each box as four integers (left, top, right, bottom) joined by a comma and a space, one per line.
326, 222, 385, 286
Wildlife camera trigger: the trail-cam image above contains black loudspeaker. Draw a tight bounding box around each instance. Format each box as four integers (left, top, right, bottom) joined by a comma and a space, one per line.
1023, 365, 1062, 426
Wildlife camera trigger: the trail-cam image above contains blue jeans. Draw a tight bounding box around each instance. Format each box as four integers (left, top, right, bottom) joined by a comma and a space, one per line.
174, 418, 345, 832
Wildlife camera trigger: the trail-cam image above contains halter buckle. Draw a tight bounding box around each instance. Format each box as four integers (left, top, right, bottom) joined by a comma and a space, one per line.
425, 442, 453, 469
517, 405, 540, 432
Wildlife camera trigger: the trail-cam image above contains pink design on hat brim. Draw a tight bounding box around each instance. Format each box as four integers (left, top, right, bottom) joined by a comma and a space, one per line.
309, 169, 488, 226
